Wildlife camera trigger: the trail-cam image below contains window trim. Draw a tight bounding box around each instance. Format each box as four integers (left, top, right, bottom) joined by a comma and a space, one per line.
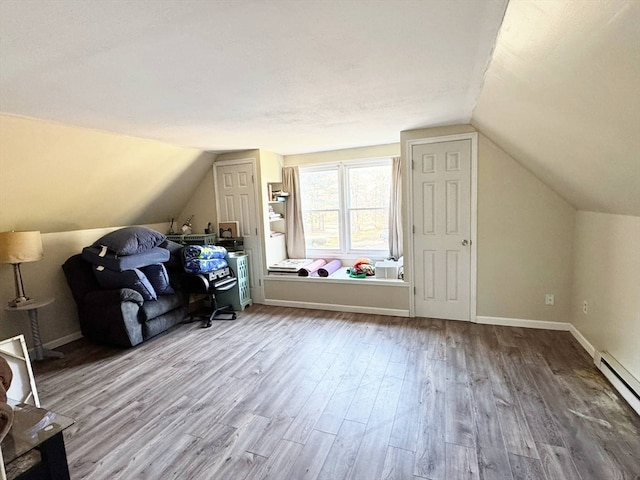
300, 157, 392, 260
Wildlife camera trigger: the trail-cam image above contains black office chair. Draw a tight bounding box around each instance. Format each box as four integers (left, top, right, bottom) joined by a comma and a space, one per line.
181, 267, 238, 327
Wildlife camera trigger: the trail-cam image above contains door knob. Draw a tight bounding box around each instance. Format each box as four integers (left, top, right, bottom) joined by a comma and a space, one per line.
461, 239, 469, 246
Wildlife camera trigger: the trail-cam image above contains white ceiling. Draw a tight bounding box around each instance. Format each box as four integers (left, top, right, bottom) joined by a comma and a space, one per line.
473, 0, 640, 216
0, 0, 507, 154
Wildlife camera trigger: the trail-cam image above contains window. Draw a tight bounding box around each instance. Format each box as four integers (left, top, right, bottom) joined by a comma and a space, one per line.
299, 159, 391, 257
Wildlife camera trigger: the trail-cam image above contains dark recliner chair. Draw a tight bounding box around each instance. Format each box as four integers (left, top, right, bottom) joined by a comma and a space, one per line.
62, 254, 185, 347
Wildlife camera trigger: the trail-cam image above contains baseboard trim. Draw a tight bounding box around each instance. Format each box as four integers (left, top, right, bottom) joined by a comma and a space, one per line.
568, 324, 596, 358
44, 331, 83, 350
263, 299, 410, 317
476, 316, 570, 331
26, 331, 83, 359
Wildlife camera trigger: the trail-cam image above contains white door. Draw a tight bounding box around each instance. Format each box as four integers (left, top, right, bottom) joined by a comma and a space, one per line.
412, 139, 471, 320
215, 160, 264, 303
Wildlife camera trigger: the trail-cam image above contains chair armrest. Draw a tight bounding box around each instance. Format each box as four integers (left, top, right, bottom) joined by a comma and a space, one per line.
180, 274, 210, 294
79, 288, 145, 347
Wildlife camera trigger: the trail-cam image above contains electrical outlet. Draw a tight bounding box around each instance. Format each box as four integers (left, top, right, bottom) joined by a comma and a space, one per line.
583, 300, 588, 314
545, 294, 555, 306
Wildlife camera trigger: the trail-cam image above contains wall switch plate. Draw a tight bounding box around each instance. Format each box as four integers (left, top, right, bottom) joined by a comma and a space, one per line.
583, 300, 588, 314
545, 294, 554, 306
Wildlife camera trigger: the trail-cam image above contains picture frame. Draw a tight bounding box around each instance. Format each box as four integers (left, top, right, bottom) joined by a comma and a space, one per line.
0, 334, 40, 407
218, 221, 240, 239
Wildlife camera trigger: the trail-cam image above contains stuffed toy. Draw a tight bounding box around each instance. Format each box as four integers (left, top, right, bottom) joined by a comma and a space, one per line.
347, 258, 375, 278
0, 356, 14, 440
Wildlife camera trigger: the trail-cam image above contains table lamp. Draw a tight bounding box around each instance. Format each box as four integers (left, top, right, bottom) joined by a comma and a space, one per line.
0, 231, 43, 307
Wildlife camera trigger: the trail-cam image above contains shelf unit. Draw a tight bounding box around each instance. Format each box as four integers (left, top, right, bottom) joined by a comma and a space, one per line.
266, 182, 287, 267
215, 253, 252, 311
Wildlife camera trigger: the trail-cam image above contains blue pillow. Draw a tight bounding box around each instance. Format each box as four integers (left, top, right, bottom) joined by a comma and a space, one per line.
93, 266, 157, 300
140, 264, 175, 295
92, 226, 166, 256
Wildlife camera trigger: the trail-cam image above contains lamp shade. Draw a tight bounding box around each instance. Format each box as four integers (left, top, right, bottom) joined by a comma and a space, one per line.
0, 231, 43, 264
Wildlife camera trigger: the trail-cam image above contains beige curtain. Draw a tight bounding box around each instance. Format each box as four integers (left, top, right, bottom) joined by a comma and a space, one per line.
283, 166, 306, 259
389, 156, 403, 259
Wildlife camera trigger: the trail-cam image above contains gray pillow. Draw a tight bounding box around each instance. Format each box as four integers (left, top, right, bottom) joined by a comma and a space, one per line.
93, 266, 157, 301
92, 226, 166, 256
140, 264, 175, 295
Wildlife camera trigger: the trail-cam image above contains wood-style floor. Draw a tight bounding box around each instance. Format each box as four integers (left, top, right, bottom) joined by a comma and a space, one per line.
33, 305, 639, 480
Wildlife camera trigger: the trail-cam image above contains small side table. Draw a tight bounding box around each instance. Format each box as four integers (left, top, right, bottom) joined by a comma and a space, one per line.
4, 298, 63, 361
2, 399, 75, 479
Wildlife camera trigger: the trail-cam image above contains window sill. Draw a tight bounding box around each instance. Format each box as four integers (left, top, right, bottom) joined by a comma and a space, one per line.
264, 267, 407, 287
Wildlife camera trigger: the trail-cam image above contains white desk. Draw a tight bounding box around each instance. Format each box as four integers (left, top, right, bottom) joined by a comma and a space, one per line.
4, 297, 63, 361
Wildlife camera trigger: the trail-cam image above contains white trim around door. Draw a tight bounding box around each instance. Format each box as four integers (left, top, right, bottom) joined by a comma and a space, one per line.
406, 132, 478, 322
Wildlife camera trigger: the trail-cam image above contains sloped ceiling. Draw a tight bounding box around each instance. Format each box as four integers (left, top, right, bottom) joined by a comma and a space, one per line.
0, 0, 507, 154
473, 0, 640, 216
1, 0, 637, 220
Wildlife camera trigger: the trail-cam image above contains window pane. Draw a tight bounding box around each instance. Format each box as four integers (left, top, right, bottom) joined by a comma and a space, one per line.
300, 169, 340, 210
303, 211, 340, 250
348, 165, 391, 209
350, 209, 389, 250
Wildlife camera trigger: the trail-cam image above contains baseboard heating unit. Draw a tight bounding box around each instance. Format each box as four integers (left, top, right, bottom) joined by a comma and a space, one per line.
596, 351, 640, 416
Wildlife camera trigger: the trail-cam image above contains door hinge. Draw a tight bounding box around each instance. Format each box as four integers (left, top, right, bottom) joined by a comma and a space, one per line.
255, 228, 258, 235
413, 225, 416, 234
413, 286, 416, 295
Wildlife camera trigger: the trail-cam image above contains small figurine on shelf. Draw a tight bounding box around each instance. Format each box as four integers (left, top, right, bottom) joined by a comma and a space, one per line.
204, 222, 212, 234
181, 215, 194, 235
167, 218, 175, 235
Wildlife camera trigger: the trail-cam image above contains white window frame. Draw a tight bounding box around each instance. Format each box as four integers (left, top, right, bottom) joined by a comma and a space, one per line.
300, 157, 392, 260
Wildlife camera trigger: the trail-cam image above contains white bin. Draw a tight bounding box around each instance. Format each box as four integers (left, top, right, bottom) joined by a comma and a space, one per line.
375, 261, 399, 279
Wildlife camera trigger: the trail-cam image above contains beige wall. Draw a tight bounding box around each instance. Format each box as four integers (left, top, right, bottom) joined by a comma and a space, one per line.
264, 278, 409, 313
177, 166, 218, 235
477, 134, 575, 322
0, 114, 214, 233
571, 211, 640, 380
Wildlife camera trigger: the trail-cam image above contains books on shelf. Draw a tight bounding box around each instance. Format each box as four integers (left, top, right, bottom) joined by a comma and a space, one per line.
268, 206, 283, 220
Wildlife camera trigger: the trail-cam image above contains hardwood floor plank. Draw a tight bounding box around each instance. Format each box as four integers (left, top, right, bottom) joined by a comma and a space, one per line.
499, 347, 564, 447
446, 345, 469, 384
286, 429, 336, 480
317, 420, 366, 480
313, 343, 376, 434
344, 345, 391, 424
244, 439, 304, 480
537, 443, 582, 480
445, 443, 480, 480
246, 414, 295, 458
445, 381, 475, 449
508, 453, 547, 480
350, 375, 404, 478
414, 360, 446, 479
467, 376, 512, 480
389, 375, 422, 452
154, 422, 238, 480
200, 414, 269, 480
381, 446, 416, 480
